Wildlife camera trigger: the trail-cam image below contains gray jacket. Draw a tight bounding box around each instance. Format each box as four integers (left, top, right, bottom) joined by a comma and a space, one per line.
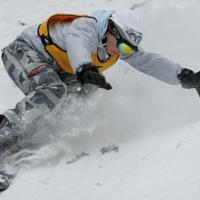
21, 11, 182, 85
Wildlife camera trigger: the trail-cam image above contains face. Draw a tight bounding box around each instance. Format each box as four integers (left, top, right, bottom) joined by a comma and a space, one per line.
106, 32, 120, 55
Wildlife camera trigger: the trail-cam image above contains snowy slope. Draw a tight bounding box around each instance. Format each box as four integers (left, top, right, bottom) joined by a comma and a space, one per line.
1, 0, 200, 199
2, 121, 200, 200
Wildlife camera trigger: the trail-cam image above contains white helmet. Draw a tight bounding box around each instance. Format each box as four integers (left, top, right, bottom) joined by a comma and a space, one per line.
109, 9, 143, 47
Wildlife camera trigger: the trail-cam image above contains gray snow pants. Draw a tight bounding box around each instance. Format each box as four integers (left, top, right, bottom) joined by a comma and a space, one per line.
0, 37, 68, 148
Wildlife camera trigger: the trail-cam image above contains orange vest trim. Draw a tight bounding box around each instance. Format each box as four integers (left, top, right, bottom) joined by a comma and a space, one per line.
38, 14, 119, 74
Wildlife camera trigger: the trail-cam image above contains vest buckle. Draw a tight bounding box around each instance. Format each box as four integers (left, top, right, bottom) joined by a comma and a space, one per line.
40, 34, 53, 46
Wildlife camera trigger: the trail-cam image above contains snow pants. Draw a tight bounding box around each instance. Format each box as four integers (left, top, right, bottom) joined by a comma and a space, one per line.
0, 37, 68, 149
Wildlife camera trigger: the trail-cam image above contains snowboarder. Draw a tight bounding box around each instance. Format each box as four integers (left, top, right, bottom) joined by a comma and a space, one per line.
0, 9, 200, 153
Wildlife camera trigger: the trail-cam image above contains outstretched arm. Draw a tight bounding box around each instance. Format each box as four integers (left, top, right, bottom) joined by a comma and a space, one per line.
121, 48, 200, 96
121, 48, 182, 85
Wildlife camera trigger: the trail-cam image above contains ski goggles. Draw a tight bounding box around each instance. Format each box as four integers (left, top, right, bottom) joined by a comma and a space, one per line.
108, 21, 138, 54
117, 41, 135, 54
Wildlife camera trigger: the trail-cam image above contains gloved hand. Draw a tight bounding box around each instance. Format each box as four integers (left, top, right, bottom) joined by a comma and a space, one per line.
178, 68, 200, 96
178, 68, 200, 89
76, 63, 112, 90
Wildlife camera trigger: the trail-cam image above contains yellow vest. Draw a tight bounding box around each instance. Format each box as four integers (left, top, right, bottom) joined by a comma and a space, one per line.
38, 14, 119, 74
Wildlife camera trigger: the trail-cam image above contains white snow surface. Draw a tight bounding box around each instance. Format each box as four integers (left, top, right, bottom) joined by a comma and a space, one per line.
1, 0, 200, 199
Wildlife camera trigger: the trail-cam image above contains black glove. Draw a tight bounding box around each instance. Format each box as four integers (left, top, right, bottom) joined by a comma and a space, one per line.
178, 68, 200, 96
178, 68, 200, 89
76, 63, 112, 90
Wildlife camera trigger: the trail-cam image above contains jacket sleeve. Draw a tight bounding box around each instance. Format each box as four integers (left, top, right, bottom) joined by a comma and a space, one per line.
121, 48, 183, 85
64, 17, 99, 72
